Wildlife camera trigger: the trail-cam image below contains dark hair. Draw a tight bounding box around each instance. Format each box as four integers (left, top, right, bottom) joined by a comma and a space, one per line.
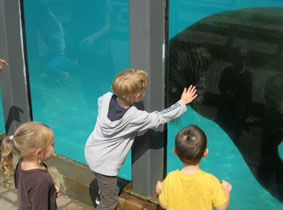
175, 124, 207, 165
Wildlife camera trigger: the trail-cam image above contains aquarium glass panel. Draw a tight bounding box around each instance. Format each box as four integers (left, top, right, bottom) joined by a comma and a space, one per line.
23, 0, 131, 180
167, 0, 283, 208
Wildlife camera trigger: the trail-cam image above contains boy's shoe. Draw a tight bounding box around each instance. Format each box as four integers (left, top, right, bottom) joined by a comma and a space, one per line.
95, 190, 100, 205
116, 186, 120, 195
95, 186, 120, 206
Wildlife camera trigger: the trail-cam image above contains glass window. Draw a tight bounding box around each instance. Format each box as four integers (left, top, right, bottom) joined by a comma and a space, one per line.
23, 0, 131, 180
167, 0, 283, 208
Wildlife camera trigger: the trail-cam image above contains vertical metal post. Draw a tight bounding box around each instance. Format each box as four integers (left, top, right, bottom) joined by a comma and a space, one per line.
129, 0, 167, 198
0, 0, 32, 135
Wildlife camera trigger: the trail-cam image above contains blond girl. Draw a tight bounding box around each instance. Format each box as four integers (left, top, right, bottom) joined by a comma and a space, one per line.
1, 121, 59, 210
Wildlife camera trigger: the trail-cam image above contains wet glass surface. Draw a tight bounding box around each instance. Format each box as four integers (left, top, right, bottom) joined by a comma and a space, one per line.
168, 1, 283, 208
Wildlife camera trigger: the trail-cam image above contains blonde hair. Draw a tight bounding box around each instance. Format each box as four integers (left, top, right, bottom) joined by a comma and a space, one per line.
111, 69, 148, 101
0, 121, 54, 183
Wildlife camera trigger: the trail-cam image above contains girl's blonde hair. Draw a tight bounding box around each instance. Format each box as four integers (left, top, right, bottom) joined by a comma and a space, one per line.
0, 121, 53, 183
111, 69, 148, 102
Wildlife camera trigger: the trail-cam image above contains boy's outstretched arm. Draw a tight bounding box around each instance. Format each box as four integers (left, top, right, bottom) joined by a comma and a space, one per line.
215, 180, 232, 210
180, 85, 197, 104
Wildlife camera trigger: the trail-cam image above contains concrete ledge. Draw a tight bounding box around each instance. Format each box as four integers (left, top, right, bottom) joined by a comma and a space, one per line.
46, 154, 160, 210
46, 154, 130, 207
46, 154, 97, 206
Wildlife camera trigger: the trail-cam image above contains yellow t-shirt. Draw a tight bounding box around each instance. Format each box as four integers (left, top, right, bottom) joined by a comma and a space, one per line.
159, 170, 227, 210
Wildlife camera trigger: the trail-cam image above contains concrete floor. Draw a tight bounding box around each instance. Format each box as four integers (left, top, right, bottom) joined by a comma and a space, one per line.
0, 173, 96, 210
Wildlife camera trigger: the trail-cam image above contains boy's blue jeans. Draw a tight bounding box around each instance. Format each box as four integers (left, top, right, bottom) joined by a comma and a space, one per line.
94, 172, 118, 210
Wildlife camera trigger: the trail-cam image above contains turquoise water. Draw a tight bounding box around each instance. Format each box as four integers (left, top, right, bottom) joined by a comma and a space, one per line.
169, 0, 283, 39
21, 0, 283, 209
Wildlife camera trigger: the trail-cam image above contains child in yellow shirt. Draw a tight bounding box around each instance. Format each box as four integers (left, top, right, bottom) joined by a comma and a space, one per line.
156, 124, 232, 210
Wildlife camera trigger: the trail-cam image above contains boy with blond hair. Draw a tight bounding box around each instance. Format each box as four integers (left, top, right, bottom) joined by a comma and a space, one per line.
85, 69, 197, 210
156, 124, 232, 210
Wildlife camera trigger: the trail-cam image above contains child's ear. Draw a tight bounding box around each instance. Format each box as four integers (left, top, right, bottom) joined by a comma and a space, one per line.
173, 147, 178, 156
203, 148, 209, 158
134, 93, 141, 100
35, 148, 42, 159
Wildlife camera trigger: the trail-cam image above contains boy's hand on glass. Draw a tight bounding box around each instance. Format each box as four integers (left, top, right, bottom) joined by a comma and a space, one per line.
0, 59, 8, 71
180, 85, 197, 104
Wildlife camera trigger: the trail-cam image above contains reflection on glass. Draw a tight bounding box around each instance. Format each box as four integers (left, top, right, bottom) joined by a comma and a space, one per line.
168, 4, 283, 208
23, 0, 131, 179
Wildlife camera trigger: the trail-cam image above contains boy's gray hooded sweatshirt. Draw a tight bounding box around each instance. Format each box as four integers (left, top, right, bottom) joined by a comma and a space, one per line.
85, 92, 187, 176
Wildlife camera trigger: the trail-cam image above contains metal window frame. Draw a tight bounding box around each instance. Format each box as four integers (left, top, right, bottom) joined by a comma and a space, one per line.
129, 0, 168, 198
0, 0, 32, 135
